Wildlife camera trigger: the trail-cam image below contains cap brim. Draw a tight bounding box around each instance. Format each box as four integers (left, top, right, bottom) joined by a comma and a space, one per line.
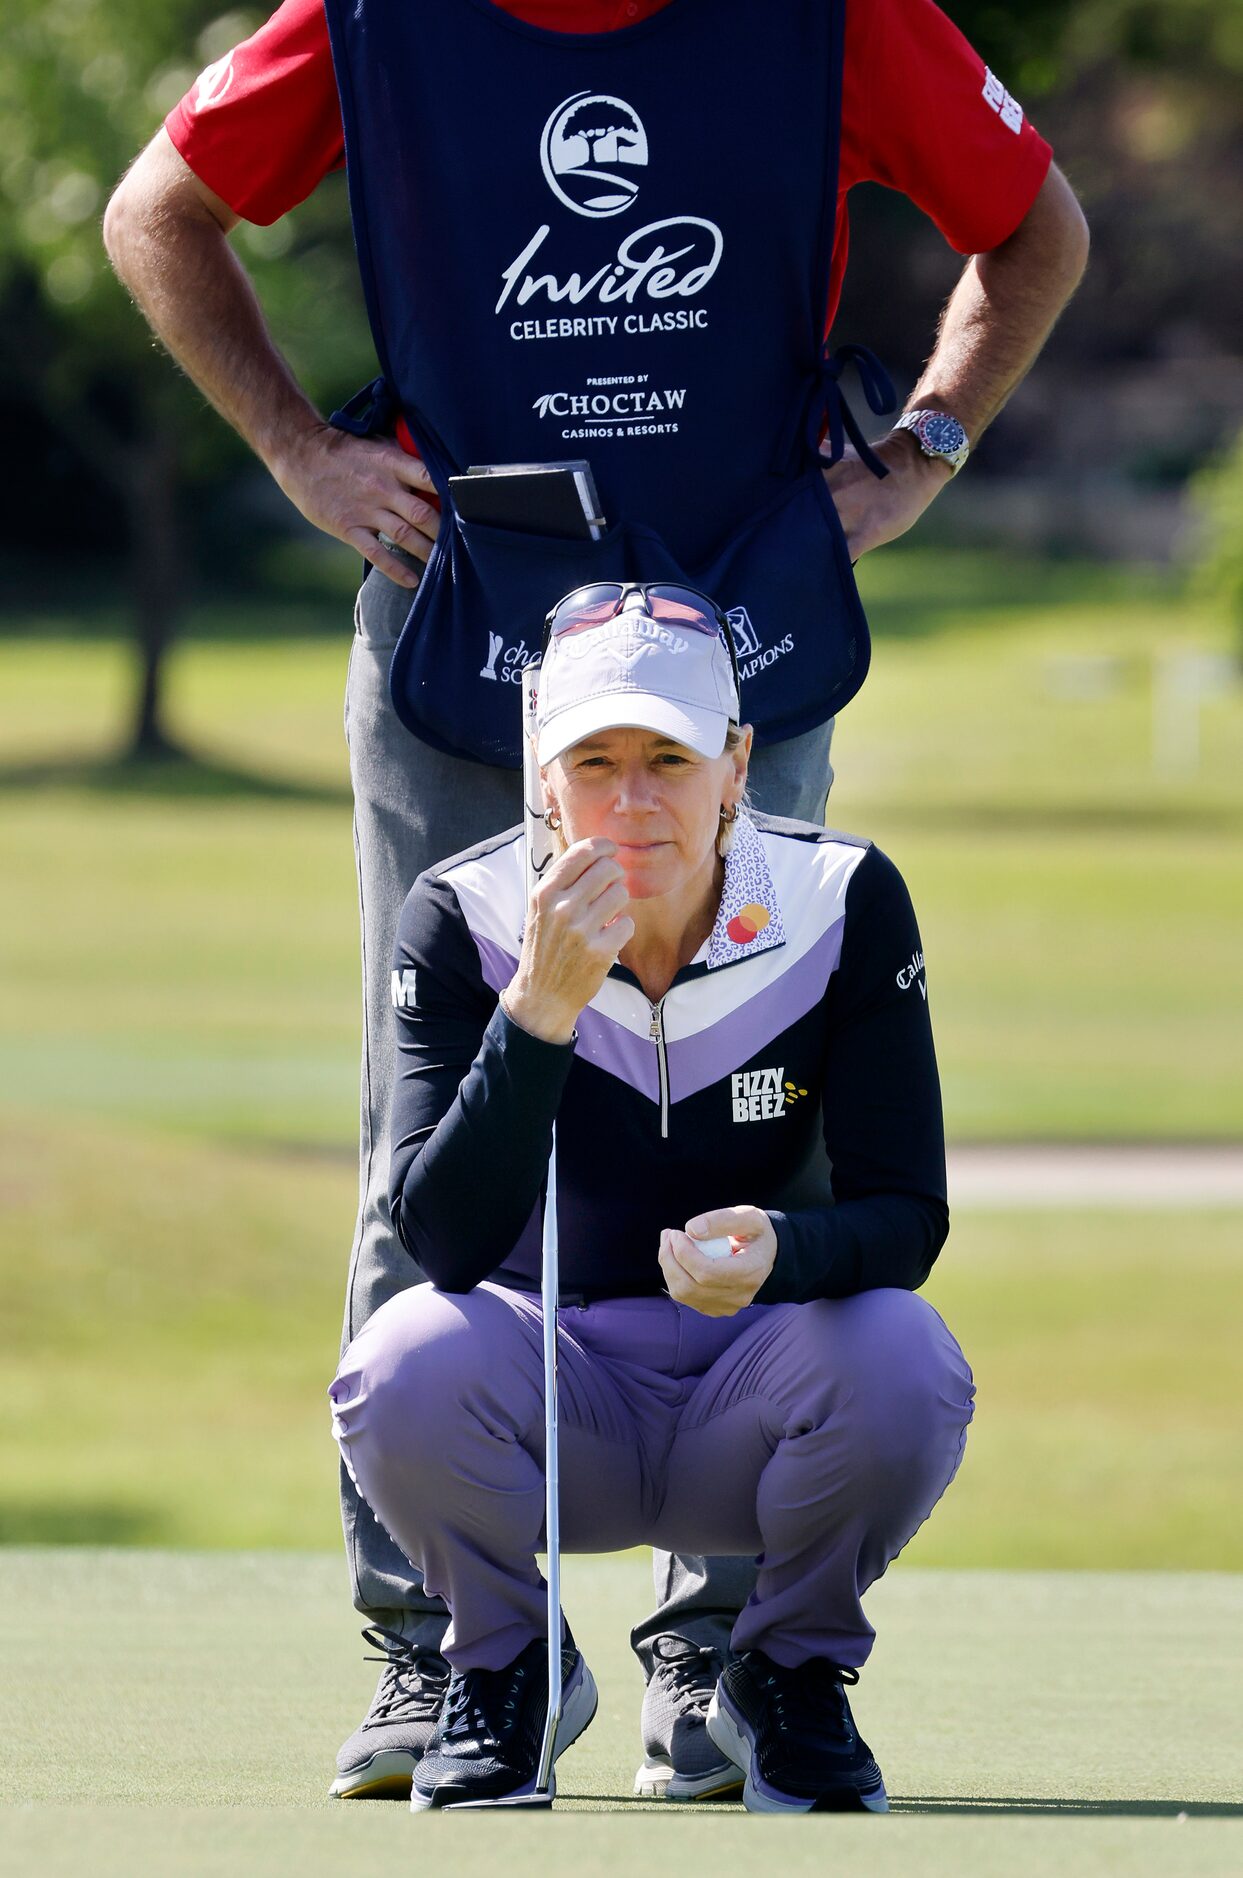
537, 693, 729, 765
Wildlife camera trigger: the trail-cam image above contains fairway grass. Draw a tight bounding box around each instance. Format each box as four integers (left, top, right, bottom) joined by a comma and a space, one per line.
1, 1551, 1239, 1876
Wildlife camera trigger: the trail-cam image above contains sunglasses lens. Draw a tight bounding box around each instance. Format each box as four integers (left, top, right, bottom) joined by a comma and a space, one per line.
644, 585, 721, 635
548, 584, 625, 637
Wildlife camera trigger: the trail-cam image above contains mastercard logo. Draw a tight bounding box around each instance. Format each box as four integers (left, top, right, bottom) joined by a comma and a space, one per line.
726, 902, 771, 945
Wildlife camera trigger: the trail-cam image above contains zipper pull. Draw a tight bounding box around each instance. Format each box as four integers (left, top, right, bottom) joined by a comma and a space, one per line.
648, 999, 663, 1040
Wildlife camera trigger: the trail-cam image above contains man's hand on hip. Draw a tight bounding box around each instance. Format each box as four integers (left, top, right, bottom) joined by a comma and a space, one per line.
823, 432, 952, 564
275, 427, 440, 590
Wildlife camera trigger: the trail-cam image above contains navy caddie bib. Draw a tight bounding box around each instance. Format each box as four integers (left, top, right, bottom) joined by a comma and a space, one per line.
324, 0, 893, 765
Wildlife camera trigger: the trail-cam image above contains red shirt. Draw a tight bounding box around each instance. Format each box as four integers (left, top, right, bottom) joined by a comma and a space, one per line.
168, 0, 1051, 333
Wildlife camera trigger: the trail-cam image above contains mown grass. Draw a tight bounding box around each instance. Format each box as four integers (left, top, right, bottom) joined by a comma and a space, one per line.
1, 1553, 1240, 1840
1, 550, 1240, 1560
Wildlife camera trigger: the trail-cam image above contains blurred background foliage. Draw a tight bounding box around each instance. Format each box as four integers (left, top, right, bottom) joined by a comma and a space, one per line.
1, 0, 1240, 1561
1, 0, 1242, 742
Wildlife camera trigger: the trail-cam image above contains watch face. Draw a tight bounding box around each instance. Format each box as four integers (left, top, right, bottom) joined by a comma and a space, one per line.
919, 414, 967, 456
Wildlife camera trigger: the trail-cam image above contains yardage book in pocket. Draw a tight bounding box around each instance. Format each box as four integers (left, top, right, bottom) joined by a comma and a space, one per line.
447, 462, 606, 542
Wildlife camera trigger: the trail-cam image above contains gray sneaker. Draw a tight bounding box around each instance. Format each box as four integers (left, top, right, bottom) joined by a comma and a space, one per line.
633, 1635, 744, 1801
330, 1626, 452, 1799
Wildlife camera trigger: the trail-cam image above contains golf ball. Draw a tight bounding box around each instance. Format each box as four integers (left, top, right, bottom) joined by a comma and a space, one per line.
693, 1234, 734, 1260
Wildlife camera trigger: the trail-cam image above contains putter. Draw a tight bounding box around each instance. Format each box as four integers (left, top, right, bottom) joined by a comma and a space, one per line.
444, 660, 560, 1812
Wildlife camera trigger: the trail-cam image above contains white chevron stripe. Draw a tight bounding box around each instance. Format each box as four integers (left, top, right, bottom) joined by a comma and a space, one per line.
441, 824, 868, 1049
438, 833, 526, 957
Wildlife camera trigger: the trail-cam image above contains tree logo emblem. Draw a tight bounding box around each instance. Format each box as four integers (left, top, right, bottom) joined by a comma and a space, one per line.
540, 92, 649, 219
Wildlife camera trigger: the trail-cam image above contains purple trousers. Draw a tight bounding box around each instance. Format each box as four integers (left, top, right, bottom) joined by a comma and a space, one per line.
330, 1282, 974, 1673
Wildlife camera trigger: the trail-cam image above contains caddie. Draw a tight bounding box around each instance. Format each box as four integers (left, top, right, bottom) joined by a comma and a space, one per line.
103, 0, 1089, 1802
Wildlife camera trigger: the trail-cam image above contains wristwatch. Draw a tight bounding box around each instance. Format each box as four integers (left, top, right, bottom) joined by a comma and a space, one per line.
894, 409, 971, 475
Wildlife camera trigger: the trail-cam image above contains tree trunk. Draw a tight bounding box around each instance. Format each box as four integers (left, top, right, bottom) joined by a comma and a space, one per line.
125, 415, 186, 760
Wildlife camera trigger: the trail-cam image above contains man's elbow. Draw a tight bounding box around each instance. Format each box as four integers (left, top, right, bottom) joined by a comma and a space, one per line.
102, 169, 139, 275
103, 132, 235, 279
1053, 174, 1091, 292
102, 151, 165, 283
1021, 162, 1091, 295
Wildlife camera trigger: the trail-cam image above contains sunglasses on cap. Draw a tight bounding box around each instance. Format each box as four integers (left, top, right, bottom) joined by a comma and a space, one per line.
541, 582, 742, 708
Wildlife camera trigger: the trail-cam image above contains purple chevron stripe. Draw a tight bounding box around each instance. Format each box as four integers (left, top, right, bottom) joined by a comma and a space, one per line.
471, 931, 520, 997
574, 1004, 660, 1103
666, 917, 844, 1102
471, 923, 661, 1104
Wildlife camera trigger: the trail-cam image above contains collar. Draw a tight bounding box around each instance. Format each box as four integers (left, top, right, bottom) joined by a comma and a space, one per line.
704, 810, 786, 970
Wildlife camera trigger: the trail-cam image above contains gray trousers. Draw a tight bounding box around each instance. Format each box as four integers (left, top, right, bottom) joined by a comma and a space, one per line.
342, 568, 836, 1667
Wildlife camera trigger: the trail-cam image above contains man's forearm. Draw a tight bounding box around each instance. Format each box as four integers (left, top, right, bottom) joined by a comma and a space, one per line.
905, 161, 1090, 445
103, 132, 322, 481
103, 130, 437, 584
827, 162, 1089, 557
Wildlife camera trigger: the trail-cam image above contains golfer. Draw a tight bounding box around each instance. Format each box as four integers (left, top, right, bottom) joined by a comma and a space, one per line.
330, 582, 975, 1812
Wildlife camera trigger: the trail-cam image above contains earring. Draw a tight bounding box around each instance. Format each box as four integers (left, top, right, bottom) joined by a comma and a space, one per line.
717, 802, 739, 857
543, 807, 562, 832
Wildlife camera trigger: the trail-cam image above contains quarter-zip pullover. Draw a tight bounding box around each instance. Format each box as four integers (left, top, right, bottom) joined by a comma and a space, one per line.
389, 812, 947, 1302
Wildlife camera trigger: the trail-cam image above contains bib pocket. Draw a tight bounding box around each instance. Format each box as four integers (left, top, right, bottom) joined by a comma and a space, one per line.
688, 469, 870, 747
386, 469, 870, 764
388, 511, 630, 766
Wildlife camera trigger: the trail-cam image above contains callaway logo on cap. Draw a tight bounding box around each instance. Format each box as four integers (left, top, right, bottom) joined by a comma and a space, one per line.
535, 590, 739, 765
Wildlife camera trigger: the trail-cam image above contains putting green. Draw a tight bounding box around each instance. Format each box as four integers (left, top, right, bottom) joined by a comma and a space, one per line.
1, 1552, 1238, 1876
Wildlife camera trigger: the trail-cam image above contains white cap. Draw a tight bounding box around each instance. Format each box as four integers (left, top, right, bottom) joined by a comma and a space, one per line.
535, 609, 739, 765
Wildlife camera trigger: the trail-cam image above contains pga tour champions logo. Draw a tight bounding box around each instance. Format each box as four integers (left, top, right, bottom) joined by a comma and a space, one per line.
541, 93, 649, 219
725, 606, 796, 683
726, 607, 761, 659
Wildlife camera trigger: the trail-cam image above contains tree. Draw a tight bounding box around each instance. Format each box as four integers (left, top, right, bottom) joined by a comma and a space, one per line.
0, 0, 372, 757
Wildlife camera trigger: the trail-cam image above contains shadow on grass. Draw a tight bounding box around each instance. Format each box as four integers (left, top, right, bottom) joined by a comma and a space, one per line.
889, 1797, 1243, 1818
0, 1500, 165, 1545
861, 800, 1243, 837
570, 1792, 1243, 1817
0, 746, 351, 809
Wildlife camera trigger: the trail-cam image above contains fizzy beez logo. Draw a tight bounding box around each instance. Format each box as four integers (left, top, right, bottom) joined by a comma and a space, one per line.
541, 93, 649, 219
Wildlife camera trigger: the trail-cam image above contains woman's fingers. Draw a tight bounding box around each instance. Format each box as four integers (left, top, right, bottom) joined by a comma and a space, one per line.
660, 1213, 779, 1317
542, 836, 620, 890
685, 1205, 770, 1246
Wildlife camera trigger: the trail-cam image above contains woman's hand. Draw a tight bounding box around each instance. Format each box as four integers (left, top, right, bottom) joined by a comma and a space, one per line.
501, 838, 635, 1044
658, 1206, 778, 1317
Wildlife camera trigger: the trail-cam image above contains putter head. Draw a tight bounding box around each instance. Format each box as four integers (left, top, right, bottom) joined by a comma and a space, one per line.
440, 1781, 555, 1812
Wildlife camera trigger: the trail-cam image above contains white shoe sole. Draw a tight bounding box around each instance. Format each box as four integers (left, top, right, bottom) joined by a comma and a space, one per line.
707, 1688, 888, 1815
633, 1756, 743, 1802
412, 1660, 599, 1812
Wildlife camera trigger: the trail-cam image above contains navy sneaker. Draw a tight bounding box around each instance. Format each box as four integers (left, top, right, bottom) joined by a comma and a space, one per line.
330, 1626, 451, 1799
410, 1634, 597, 1810
633, 1636, 743, 1801
707, 1649, 888, 1814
